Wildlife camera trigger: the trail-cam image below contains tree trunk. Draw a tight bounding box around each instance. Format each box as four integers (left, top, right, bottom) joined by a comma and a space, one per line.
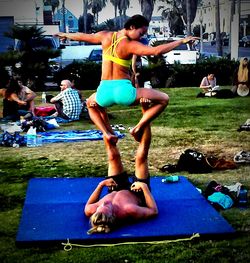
62, 0, 66, 32
140, 0, 154, 22
186, 0, 191, 35
215, 0, 223, 56
83, 0, 88, 33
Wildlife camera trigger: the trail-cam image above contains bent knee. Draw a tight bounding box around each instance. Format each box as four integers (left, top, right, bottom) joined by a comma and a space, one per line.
160, 93, 169, 107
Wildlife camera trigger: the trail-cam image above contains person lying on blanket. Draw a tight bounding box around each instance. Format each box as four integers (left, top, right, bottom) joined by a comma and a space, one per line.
84, 103, 158, 234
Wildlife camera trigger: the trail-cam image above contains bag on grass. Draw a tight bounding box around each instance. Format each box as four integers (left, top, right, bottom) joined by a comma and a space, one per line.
176, 149, 212, 173
0, 131, 26, 147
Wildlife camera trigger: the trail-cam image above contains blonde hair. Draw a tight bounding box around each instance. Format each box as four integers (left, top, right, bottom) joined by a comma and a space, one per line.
238, 58, 249, 83
87, 212, 116, 235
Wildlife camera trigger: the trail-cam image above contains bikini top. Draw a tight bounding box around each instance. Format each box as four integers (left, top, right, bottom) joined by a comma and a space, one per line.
103, 32, 132, 68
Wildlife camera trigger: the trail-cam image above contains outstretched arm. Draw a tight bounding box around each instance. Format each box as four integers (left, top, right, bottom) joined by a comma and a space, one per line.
54, 31, 106, 44
127, 36, 200, 57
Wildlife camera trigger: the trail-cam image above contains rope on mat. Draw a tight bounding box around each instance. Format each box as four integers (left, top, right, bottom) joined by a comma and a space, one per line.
61, 233, 200, 251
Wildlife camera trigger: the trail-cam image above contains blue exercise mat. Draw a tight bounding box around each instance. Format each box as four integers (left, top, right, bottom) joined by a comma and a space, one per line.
16, 176, 235, 246
36, 129, 125, 144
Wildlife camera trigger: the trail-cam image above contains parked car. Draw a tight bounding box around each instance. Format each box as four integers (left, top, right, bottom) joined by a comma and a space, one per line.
87, 48, 102, 63
49, 45, 102, 72
211, 37, 229, 46
149, 38, 199, 64
239, 35, 250, 47
15, 36, 62, 51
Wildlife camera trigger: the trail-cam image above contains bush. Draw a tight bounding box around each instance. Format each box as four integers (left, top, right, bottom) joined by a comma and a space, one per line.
53, 57, 238, 89
54, 60, 102, 90
162, 57, 238, 87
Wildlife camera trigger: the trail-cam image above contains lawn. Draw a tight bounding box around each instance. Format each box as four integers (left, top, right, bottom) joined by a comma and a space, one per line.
0, 87, 249, 263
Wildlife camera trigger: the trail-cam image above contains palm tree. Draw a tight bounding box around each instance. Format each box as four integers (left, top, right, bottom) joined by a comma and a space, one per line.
83, 0, 92, 33
139, 0, 156, 22
185, 0, 191, 35
92, 0, 107, 25
215, 0, 223, 56
118, 0, 130, 28
159, 0, 198, 36
4, 25, 61, 88
110, 0, 119, 28
43, 0, 60, 15
159, 0, 184, 36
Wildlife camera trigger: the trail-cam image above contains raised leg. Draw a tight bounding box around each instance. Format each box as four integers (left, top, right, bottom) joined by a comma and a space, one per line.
134, 100, 152, 181
130, 88, 169, 142
87, 93, 118, 145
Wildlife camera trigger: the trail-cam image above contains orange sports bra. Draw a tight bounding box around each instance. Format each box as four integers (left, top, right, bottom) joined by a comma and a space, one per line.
103, 32, 132, 68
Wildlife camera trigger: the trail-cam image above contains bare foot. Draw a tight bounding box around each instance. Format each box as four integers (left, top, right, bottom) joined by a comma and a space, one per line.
129, 126, 143, 142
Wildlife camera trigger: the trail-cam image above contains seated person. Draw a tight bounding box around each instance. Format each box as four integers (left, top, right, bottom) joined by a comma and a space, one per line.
49, 79, 82, 121
84, 103, 158, 234
16, 78, 37, 116
232, 57, 250, 96
199, 72, 219, 94
0, 79, 28, 121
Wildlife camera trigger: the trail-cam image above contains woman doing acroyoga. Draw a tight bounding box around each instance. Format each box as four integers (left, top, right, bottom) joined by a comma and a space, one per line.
55, 15, 198, 143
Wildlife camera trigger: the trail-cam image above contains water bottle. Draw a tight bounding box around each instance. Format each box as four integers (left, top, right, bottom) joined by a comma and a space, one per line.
162, 175, 179, 183
26, 126, 37, 147
42, 91, 46, 103
36, 134, 43, 147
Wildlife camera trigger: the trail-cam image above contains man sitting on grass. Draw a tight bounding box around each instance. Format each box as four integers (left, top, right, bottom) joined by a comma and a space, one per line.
49, 79, 82, 121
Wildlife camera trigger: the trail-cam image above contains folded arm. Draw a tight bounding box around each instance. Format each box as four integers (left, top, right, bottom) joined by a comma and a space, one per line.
129, 182, 158, 219
84, 178, 117, 216
10, 93, 27, 106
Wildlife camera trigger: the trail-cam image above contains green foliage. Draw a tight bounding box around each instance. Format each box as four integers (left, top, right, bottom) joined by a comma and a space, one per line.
4, 24, 45, 43
3, 24, 61, 89
164, 57, 238, 87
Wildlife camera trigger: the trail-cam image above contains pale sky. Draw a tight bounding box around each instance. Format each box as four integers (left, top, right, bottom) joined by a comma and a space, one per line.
63, 0, 161, 23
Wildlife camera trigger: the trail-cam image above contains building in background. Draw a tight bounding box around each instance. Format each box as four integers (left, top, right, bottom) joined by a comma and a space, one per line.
54, 7, 78, 33
0, 0, 59, 52
148, 16, 170, 38
193, 0, 250, 40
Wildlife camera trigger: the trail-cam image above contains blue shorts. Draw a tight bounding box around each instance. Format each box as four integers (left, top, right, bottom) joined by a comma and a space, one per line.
96, 79, 137, 107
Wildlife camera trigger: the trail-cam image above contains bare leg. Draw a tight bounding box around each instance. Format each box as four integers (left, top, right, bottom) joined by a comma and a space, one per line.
103, 136, 124, 176
87, 93, 118, 145
130, 88, 169, 142
103, 134, 131, 193
135, 100, 152, 180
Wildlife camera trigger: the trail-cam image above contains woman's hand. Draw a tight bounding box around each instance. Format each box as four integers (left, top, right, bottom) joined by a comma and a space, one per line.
182, 36, 200, 44
18, 101, 27, 106
54, 32, 67, 41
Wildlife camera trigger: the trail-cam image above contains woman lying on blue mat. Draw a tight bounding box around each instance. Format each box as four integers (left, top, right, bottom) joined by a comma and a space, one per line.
84, 109, 158, 234
55, 15, 197, 143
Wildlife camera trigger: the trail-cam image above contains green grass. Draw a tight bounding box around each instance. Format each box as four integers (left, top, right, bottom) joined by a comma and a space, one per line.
0, 87, 250, 263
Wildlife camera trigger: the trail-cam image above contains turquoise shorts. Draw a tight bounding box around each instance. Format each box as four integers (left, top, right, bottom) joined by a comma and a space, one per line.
96, 79, 137, 107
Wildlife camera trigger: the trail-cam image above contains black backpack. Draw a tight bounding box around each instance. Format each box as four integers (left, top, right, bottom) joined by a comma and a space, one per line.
176, 149, 212, 173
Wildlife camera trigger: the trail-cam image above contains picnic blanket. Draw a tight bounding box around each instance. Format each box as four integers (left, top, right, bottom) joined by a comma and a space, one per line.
36, 129, 125, 144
